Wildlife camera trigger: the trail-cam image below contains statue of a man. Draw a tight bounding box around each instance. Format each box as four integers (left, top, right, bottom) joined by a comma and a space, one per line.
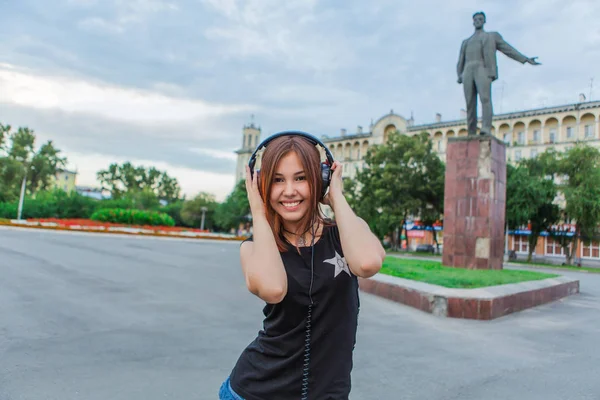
457, 11, 541, 136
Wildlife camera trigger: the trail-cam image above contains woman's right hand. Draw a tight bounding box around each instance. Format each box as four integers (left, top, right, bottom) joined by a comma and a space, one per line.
246, 165, 265, 217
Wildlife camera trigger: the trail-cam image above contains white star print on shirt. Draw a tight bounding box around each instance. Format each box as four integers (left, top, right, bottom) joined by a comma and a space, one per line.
324, 250, 351, 277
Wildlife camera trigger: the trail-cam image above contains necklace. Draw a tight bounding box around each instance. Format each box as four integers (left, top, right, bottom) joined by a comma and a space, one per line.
283, 220, 320, 247
297, 235, 306, 247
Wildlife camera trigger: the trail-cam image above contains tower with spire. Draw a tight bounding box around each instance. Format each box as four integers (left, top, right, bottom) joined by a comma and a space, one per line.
235, 115, 262, 183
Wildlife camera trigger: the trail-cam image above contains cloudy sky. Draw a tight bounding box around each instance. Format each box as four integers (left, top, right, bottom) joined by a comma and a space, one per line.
1, 0, 598, 201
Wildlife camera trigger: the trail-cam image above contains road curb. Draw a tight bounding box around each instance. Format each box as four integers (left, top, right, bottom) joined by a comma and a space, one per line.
358, 273, 580, 320
0, 221, 244, 241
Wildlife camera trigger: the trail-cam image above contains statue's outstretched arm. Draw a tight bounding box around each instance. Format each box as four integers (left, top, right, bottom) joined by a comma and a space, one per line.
494, 33, 529, 64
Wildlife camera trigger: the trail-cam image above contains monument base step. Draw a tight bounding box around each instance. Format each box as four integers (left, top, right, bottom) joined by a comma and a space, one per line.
359, 273, 579, 320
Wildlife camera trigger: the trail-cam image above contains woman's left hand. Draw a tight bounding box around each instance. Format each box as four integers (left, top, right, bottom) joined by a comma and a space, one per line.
322, 161, 343, 208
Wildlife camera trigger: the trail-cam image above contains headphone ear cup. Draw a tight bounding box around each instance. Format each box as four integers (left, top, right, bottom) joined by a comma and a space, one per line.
320, 162, 331, 199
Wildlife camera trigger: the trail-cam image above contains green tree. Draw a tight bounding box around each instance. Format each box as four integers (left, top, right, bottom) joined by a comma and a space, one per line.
159, 201, 186, 227
0, 123, 67, 203
214, 180, 249, 233
347, 131, 444, 250
413, 136, 445, 252
558, 145, 600, 265
180, 192, 219, 230
0, 123, 10, 152
97, 162, 181, 203
126, 187, 161, 210
506, 159, 560, 262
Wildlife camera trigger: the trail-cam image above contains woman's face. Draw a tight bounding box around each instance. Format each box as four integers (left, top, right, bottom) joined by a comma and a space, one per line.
269, 151, 312, 224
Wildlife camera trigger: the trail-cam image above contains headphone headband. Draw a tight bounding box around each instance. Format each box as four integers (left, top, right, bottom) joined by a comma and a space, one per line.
248, 130, 335, 172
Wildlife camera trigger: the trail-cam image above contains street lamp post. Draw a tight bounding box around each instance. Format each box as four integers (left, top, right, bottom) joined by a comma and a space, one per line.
504, 221, 509, 261
200, 206, 208, 231
17, 164, 28, 221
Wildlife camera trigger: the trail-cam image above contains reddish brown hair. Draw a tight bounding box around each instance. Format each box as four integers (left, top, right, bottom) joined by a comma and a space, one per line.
258, 135, 332, 251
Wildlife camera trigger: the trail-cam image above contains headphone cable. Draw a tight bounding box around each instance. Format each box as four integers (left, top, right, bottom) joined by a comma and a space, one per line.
301, 219, 316, 400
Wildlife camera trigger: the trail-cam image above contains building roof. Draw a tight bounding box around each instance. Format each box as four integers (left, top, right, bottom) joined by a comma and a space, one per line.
56, 168, 78, 175
321, 132, 372, 143
408, 100, 600, 132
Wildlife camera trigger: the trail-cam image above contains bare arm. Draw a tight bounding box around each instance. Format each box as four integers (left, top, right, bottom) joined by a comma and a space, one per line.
240, 214, 287, 304
240, 165, 287, 304
325, 162, 385, 278
330, 194, 385, 278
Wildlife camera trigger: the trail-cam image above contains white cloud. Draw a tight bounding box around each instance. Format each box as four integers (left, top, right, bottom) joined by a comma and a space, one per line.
0, 63, 256, 125
112, 0, 179, 26
189, 148, 237, 161
262, 84, 362, 106
64, 150, 236, 202
66, 0, 98, 5
115, 0, 179, 14
201, 0, 354, 72
77, 17, 125, 34
73, 0, 179, 32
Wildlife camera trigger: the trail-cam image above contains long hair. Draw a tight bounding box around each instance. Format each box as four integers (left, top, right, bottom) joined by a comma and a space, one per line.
257, 135, 333, 252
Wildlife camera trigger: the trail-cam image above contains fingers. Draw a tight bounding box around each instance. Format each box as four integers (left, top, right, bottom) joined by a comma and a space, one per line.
252, 167, 258, 190
245, 165, 257, 195
245, 165, 250, 189
333, 161, 343, 176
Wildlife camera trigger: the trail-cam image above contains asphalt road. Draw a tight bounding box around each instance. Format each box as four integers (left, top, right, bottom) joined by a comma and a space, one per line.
1, 227, 599, 400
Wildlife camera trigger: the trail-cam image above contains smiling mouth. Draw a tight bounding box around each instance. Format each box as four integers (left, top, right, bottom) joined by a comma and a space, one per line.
281, 200, 302, 209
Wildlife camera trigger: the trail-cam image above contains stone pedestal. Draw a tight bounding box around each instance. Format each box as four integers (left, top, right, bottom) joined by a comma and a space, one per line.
442, 136, 506, 270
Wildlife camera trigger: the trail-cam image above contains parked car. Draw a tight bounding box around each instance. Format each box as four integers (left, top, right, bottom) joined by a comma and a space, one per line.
415, 244, 435, 254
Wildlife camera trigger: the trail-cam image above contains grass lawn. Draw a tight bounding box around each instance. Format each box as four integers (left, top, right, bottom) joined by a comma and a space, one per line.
380, 257, 559, 289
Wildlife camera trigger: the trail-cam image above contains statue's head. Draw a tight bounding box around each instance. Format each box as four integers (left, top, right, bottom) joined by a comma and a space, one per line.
472, 11, 486, 29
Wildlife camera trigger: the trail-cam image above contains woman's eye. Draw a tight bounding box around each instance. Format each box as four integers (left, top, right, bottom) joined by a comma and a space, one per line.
296, 176, 306, 181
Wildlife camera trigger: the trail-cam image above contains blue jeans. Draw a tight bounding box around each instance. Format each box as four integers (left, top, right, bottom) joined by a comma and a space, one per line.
219, 376, 245, 400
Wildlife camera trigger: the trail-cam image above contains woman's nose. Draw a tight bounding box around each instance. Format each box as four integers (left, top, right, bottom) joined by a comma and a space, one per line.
283, 181, 296, 195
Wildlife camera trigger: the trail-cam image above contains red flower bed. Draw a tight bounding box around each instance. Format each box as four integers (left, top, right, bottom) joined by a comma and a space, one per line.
29, 218, 209, 233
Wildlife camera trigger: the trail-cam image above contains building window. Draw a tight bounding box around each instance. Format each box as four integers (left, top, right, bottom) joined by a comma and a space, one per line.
517, 131, 525, 145
515, 150, 522, 161
582, 240, 600, 259
549, 129, 556, 143
503, 133, 511, 144
437, 140, 442, 152
533, 130, 540, 142
567, 126, 573, 139
584, 124, 594, 138
545, 237, 565, 256
531, 149, 538, 158
513, 235, 529, 254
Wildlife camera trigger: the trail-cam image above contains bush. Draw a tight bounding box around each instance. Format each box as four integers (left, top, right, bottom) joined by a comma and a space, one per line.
160, 201, 188, 227
90, 208, 175, 227
0, 189, 100, 219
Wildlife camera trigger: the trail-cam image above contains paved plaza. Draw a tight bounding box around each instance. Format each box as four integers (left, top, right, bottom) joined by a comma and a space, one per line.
1, 226, 599, 399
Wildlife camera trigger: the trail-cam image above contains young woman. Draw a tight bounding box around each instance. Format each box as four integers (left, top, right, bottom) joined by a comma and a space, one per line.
219, 133, 385, 400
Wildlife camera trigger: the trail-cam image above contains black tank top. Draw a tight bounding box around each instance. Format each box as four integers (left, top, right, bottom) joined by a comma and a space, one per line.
229, 222, 360, 400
